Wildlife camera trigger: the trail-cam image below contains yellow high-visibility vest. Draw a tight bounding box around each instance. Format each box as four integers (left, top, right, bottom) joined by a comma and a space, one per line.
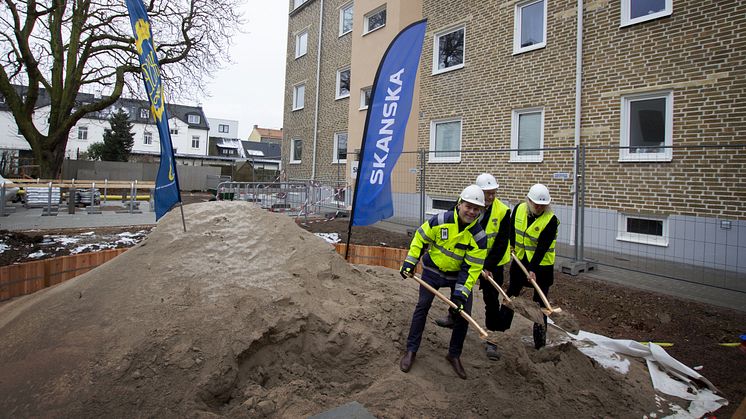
514, 202, 558, 266
480, 200, 511, 266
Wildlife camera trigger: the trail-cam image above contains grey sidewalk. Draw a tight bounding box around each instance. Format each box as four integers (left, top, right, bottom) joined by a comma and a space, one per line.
0, 203, 156, 231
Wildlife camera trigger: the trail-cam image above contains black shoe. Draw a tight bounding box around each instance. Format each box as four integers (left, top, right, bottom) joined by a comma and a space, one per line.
533, 323, 546, 350
400, 351, 416, 372
485, 343, 500, 361
434, 313, 455, 329
445, 355, 467, 379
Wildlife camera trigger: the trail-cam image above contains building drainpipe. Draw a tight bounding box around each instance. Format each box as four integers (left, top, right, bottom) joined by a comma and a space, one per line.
311, 0, 324, 180
571, 0, 583, 249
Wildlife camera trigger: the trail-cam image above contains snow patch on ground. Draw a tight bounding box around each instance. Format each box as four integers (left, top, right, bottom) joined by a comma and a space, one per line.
314, 232, 340, 244
0, 243, 9, 254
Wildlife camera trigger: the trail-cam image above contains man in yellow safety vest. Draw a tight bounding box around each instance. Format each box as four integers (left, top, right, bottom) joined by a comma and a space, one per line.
434, 173, 511, 361
399, 184, 488, 379
499, 183, 559, 349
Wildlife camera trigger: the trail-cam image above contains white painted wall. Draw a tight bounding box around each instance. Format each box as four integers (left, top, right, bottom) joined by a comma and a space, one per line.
208, 118, 239, 139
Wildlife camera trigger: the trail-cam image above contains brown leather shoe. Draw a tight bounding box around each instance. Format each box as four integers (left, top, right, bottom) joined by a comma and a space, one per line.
445, 355, 467, 379
399, 351, 416, 372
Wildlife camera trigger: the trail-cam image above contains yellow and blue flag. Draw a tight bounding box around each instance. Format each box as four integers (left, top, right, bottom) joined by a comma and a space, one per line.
125, 0, 182, 221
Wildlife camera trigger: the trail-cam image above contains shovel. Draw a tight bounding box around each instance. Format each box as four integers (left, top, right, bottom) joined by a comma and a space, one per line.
409, 274, 498, 343
481, 270, 545, 325
510, 252, 562, 315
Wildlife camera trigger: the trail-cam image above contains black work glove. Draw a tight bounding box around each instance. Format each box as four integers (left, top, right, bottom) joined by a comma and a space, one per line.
400, 260, 415, 279
449, 293, 467, 315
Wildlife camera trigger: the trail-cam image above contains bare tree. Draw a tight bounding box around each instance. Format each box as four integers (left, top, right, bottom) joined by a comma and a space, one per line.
0, 0, 243, 177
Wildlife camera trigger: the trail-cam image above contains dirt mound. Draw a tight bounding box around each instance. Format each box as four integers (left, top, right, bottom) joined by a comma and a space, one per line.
0, 202, 659, 417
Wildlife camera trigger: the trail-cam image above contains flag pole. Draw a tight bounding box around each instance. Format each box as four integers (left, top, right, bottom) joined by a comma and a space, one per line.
179, 202, 187, 232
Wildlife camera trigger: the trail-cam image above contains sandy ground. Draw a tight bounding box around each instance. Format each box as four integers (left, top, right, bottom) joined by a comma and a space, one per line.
0, 201, 706, 417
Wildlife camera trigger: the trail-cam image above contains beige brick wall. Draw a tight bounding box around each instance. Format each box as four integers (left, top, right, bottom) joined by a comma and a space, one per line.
283, 0, 352, 183
419, 0, 746, 219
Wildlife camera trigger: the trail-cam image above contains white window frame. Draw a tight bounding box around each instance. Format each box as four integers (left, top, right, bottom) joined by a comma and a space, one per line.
510, 108, 544, 163
617, 213, 669, 247
359, 86, 372, 110
77, 126, 88, 141
188, 114, 200, 124
170, 128, 179, 135
513, 0, 547, 55
191, 136, 200, 149
143, 131, 153, 145
333, 132, 348, 164
295, 30, 308, 58
290, 138, 303, 164
619, 90, 673, 162
336, 67, 351, 99
621, 0, 672, 27
292, 83, 305, 111
428, 118, 462, 164
363, 5, 386, 35
140, 108, 149, 119
218, 124, 230, 133
432, 24, 465, 75
339, 2, 354, 37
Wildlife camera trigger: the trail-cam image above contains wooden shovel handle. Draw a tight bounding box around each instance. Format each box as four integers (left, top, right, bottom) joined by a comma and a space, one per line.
411, 274, 488, 338
510, 252, 560, 313
481, 270, 512, 304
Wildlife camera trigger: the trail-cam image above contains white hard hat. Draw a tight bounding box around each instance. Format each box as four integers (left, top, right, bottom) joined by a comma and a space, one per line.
459, 184, 486, 207
476, 173, 498, 191
527, 184, 551, 205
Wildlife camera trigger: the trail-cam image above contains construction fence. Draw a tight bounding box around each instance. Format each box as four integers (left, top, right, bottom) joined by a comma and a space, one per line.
286, 144, 746, 294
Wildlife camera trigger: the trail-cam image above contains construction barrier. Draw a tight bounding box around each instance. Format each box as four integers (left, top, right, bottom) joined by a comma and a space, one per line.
0, 244, 402, 302
0, 248, 127, 301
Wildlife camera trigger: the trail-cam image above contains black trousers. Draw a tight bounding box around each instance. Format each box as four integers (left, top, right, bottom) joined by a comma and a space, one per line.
480, 265, 505, 331
495, 257, 554, 331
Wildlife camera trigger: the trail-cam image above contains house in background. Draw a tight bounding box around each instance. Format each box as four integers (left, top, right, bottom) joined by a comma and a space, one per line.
248, 124, 283, 148
0, 85, 210, 172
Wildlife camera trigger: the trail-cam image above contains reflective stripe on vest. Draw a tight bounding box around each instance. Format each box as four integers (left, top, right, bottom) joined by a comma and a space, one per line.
514, 202, 557, 266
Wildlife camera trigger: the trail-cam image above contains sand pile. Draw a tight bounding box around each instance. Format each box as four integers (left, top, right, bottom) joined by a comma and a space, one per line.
0, 202, 660, 417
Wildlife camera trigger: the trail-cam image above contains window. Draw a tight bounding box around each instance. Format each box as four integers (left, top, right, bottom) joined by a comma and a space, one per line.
218, 124, 230, 133
170, 128, 179, 135
432, 198, 457, 211
621, 0, 672, 26
295, 30, 308, 58
617, 214, 668, 246
220, 148, 236, 157
140, 108, 149, 119
510, 108, 544, 162
77, 126, 88, 141
188, 114, 200, 124
293, 0, 307, 10
336, 67, 351, 99
363, 6, 386, 34
293, 83, 305, 111
333, 132, 348, 163
428, 119, 461, 163
360, 86, 372, 109
191, 136, 200, 148
433, 25, 465, 74
290, 139, 303, 163
143, 131, 153, 145
514, 0, 546, 54
620, 91, 673, 162
340, 2, 353, 36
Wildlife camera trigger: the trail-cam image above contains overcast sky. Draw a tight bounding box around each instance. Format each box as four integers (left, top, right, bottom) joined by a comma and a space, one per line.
199, 2, 288, 139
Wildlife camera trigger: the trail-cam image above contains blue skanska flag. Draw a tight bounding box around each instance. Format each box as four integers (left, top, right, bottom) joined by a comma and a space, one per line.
351, 20, 427, 226
125, 0, 182, 221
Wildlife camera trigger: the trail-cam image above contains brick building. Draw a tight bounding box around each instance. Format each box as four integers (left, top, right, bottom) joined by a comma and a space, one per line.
283, 1, 746, 275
